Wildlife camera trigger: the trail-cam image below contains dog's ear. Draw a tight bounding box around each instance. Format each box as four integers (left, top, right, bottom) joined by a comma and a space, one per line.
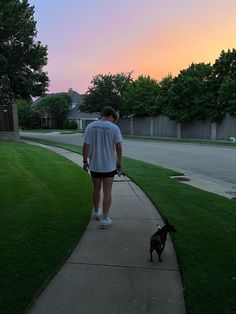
164, 218, 169, 225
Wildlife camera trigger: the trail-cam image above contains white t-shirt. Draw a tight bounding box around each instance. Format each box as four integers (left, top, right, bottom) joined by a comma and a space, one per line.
83, 120, 123, 172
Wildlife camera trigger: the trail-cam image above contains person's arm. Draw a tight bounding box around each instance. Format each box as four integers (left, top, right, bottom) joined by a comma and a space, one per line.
82, 143, 90, 171
115, 142, 122, 170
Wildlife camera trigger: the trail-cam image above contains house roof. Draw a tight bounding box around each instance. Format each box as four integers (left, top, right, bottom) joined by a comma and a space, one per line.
67, 107, 99, 120
31, 96, 44, 108
31, 89, 84, 108
31, 89, 99, 120
68, 89, 84, 105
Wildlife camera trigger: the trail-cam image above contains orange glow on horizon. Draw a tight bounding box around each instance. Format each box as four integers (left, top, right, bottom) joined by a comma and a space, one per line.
30, 0, 236, 94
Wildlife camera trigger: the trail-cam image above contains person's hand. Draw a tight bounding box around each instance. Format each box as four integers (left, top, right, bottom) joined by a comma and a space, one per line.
116, 161, 122, 176
83, 161, 89, 172
116, 160, 121, 170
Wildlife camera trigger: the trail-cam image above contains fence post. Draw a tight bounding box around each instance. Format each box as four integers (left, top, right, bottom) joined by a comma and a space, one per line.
150, 116, 153, 136
177, 122, 182, 138
210, 122, 217, 140
12, 102, 19, 137
130, 116, 134, 135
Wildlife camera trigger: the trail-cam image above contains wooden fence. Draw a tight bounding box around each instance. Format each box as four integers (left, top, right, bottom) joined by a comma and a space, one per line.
0, 104, 19, 140
0, 105, 14, 131
117, 114, 236, 140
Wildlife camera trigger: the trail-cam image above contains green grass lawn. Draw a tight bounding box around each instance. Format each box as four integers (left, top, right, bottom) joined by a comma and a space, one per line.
20, 136, 83, 154
20, 129, 82, 134
21, 137, 236, 314
123, 158, 236, 314
20, 129, 65, 133
0, 142, 92, 314
125, 135, 236, 148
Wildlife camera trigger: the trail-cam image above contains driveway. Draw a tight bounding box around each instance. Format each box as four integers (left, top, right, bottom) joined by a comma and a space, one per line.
21, 132, 236, 198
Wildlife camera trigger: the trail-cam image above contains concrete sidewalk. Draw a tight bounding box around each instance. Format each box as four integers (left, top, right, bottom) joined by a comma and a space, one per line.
24, 141, 186, 314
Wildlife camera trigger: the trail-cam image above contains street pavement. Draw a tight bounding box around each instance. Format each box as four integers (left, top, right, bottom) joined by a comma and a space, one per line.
24, 140, 186, 314
21, 132, 236, 199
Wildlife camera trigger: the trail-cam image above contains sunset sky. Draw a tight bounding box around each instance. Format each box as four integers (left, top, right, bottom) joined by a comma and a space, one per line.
28, 0, 236, 94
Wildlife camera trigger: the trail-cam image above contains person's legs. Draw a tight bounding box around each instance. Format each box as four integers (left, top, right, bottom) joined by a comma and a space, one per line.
92, 177, 102, 210
102, 177, 114, 217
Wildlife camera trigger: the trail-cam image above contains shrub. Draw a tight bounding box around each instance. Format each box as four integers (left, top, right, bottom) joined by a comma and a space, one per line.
69, 120, 78, 129
63, 120, 70, 129
63, 120, 78, 130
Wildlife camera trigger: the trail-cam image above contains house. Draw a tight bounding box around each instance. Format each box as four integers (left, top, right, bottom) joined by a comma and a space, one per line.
32, 88, 98, 130
67, 107, 99, 130
67, 89, 98, 130
0, 103, 19, 140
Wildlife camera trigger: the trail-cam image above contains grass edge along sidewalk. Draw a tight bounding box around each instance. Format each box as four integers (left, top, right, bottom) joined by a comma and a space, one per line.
124, 135, 236, 148
21, 136, 236, 314
0, 141, 92, 314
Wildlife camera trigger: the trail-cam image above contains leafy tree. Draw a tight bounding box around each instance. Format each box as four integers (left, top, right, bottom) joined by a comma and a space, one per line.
0, 75, 13, 105
213, 49, 236, 80
123, 75, 161, 116
165, 63, 214, 122
80, 72, 133, 115
30, 109, 41, 129
16, 99, 31, 129
157, 75, 174, 115
212, 49, 236, 116
219, 77, 236, 115
16, 99, 40, 129
0, 0, 49, 104
36, 93, 71, 128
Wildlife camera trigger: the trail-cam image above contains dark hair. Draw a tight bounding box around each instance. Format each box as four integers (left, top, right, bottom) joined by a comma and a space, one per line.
101, 106, 118, 122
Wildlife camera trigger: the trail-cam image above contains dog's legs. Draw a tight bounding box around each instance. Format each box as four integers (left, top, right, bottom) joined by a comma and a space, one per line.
150, 248, 154, 262
156, 250, 162, 262
161, 243, 165, 252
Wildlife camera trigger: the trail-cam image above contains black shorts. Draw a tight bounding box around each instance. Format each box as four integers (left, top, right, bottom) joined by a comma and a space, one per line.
90, 170, 117, 178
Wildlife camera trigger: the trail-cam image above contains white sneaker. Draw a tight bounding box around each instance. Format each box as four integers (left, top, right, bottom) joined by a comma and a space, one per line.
93, 208, 101, 221
100, 217, 112, 229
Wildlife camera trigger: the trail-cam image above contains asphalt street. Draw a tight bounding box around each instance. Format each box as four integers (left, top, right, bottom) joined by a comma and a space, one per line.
21, 132, 236, 198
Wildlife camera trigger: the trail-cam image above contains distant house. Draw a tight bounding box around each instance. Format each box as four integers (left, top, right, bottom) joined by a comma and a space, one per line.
32, 88, 98, 130
66, 89, 99, 130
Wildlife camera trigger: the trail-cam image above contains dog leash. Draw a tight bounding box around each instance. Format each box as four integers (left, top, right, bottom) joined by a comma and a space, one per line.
117, 170, 159, 226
